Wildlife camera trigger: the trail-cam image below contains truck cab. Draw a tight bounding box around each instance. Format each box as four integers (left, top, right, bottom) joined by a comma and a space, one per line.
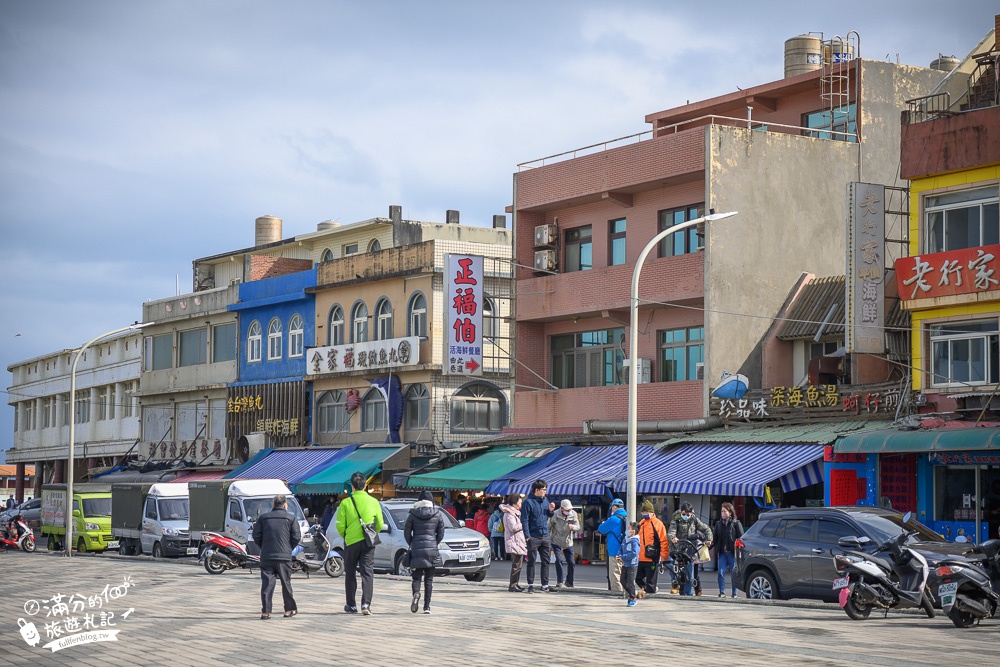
138, 484, 193, 557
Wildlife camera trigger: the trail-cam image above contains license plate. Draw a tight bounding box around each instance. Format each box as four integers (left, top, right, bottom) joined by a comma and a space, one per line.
107, 541, 119, 550
186, 547, 199, 555
832, 576, 849, 590
938, 582, 958, 596
458, 552, 476, 563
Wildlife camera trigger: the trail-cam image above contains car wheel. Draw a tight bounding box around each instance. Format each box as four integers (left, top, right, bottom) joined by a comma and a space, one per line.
745, 570, 778, 600
464, 571, 487, 582
394, 552, 412, 577
77, 537, 86, 554
152, 542, 163, 559
47, 535, 57, 551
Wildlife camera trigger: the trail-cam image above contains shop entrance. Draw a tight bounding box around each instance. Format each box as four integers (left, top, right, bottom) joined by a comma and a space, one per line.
934, 464, 1000, 543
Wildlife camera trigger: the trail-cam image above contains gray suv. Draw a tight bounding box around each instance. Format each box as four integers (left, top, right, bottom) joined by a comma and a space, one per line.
734, 506, 962, 601
326, 499, 491, 581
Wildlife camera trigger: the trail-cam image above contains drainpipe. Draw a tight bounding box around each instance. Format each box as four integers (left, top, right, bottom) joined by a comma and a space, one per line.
583, 416, 723, 434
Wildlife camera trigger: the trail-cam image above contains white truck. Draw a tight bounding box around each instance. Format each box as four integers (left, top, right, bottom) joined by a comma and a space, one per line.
111, 483, 195, 558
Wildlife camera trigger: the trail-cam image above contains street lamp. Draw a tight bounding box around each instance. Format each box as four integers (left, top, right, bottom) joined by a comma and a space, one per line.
626, 211, 737, 522
66, 321, 153, 556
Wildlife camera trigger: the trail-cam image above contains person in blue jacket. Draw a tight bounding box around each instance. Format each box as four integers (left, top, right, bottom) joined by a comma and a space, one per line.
617, 521, 641, 607
597, 498, 628, 595
520, 479, 555, 592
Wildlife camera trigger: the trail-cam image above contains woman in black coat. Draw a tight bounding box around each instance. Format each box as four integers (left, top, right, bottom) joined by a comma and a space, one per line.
404, 490, 446, 614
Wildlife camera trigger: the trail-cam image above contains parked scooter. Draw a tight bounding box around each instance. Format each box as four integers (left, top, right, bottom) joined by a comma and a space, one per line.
0, 515, 35, 552
832, 512, 935, 620
290, 524, 344, 578
934, 538, 1000, 627
200, 531, 261, 575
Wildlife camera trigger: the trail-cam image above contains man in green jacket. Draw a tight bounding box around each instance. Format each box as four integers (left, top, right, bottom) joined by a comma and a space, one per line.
336, 472, 384, 615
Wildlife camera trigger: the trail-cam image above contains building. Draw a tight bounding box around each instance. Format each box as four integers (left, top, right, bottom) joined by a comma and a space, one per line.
1, 465, 35, 503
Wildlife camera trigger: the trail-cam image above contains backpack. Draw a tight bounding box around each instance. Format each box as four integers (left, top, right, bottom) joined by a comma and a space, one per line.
489, 511, 504, 533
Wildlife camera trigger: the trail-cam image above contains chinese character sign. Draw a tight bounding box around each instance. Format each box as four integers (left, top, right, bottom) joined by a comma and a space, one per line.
445, 254, 484, 376
894, 244, 1000, 301
846, 182, 885, 355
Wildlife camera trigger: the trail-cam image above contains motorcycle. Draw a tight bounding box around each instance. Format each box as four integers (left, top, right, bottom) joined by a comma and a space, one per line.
290, 524, 344, 578
199, 531, 260, 575
832, 512, 935, 620
0, 515, 35, 553
934, 538, 1000, 628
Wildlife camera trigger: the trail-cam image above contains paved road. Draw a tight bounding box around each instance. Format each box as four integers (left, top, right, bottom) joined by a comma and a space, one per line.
3, 551, 996, 666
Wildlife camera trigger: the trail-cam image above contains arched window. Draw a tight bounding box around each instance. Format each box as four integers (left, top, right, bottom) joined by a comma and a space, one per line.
483, 295, 497, 342
351, 302, 369, 343
451, 383, 505, 432
267, 318, 282, 360
247, 321, 262, 363
362, 387, 387, 432
404, 383, 430, 430
328, 305, 345, 346
407, 292, 427, 338
375, 298, 393, 340
316, 390, 349, 434
288, 314, 304, 357
320, 248, 334, 263
368, 239, 381, 252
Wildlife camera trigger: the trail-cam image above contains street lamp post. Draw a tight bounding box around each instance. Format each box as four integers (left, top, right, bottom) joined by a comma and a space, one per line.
626, 211, 737, 522
66, 321, 153, 556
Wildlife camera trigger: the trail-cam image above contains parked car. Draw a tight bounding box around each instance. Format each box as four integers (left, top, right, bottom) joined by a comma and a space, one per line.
734, 506, 968, 602
1, 498, 43, 541
326, 499, 491, 581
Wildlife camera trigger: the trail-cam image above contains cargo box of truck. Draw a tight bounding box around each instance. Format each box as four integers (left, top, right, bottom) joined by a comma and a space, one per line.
112, 482, 194, 558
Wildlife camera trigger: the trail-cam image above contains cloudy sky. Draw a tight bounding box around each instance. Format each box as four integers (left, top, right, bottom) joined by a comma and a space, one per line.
0, 1, 995, 460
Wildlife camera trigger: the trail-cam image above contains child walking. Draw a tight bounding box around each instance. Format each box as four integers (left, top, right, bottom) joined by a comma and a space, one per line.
617, 521, 641, 607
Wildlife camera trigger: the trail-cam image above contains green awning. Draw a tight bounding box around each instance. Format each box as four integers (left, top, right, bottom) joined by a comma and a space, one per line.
834, 427, 1000, 454
405, 448, 550, 491
294, 446, 404, 495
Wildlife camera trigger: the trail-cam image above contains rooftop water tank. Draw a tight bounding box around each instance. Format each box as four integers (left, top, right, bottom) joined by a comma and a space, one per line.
826, 38, 855, 65
930, 54, 960, 71
255, 215, 282, 246
785, 34, 824, 78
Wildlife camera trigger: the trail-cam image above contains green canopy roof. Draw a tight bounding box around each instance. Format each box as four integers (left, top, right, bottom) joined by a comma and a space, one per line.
294, 446, 404, 495
834, 427, 1000, 454
405, 448, 548, 491
659, 420, 892, 448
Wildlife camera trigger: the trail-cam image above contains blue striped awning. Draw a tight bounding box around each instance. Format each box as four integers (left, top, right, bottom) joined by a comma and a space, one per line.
621, 443, 824, 496
223, 445, 359, 485
509, 445, 658, 497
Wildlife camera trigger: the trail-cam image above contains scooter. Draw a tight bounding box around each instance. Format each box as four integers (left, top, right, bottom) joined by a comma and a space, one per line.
290, 524, 344, 578
0, 515, 35, 553
934, 538, 1000, 627
832, 512, 935, 620
200, 531, 261, 575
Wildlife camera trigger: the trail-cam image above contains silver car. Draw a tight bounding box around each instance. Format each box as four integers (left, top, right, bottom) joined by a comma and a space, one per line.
326, 499, 491, 581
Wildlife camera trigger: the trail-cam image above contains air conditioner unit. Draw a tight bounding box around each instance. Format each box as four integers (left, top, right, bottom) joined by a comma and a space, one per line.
534, 249, 557, 272
695, 362, 705, 380
245, 432, 268, 458
534, 224, 558, 247
622, 358, 652, 384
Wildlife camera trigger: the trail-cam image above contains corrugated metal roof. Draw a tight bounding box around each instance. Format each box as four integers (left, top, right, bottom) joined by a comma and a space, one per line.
777, 276, 846, 340
659, 420, 894, 447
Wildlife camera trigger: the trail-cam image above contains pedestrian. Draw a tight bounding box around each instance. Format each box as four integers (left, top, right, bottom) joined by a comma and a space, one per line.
597, 498, 628, 595
251, 494, 301, 620
454, 495, 469, 521
472, 504, 491, 537
618, 521, 641, 607
404, 490, 445, 614
521, 479, 555, 593
713, 501, 744, 599
501, 493, 527, 592
6, 495, 14, 510
636, 500, 669, 596
488, 502, 506, 561
320, 498, 335, 533
548, 499, 580, 589
667, 502, 713, 596
335, 472, 384, 615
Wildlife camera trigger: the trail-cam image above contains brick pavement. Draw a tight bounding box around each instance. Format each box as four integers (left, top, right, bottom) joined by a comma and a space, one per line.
1, 551, 996, 667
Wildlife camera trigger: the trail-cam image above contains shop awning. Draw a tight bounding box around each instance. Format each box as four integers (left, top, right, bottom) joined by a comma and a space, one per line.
834, 427, 1000, 453
482, 446, 575, 496
223, 446, 359, 484
405, 448, 556, 491
294, 446, 406, 495
508, 445, 659, 497
624, 443, 825, 496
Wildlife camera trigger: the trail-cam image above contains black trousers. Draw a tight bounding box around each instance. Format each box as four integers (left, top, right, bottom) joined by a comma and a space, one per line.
411, 567, 435, 609
509, 554, 524, 588
343, 540, 376, 608
525, 536, 551, 587
635, 560, 660, 594
260, 559, 295, 614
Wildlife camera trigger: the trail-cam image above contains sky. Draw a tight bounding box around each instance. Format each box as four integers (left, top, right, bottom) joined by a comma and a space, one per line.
0, 1, 996, 462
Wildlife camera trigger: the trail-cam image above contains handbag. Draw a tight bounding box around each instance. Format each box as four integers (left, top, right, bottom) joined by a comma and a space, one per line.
348, 494, 381, 548
696, 543, 711, 564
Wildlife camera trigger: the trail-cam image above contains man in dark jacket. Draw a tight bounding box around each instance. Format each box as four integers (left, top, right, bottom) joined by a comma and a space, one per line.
520, 479, 555, 593
251, 494, 302, 619
404, 490, 445, 614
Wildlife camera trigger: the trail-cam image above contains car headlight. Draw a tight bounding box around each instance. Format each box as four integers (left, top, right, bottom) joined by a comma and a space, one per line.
479, 537, 489, 549
162, 527, 179, 536
438, 542, 448, 551
85, 523, 100, 531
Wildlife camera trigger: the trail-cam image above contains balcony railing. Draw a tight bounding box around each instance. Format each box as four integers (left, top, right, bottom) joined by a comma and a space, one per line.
904, 92, 956, 125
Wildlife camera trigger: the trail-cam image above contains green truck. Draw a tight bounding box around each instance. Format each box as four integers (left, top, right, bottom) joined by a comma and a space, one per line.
41, 483, 116, 553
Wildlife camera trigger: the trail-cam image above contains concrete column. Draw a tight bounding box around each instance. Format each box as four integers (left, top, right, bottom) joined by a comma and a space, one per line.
53, 459, 64, 484
34, 461, 44, 497
15, 463, 26, 503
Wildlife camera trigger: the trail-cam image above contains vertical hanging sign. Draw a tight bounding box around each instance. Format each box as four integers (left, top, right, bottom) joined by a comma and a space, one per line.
846, 182, 885, 354
445, 254, 484, 376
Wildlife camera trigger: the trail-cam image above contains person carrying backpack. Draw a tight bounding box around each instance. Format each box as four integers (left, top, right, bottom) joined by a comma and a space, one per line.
488, 503, 506, 561
636, 500, 669, 595
597, 498, 628, 595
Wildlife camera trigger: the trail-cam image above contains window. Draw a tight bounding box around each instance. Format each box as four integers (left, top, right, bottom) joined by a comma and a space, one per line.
97, 387, 109, 421
659, 327, 704, 382
145, 333, 173, 371
658, 204, 705, 257
816, 519, 851, 545
565, 226, 592, 272
344, 242, 359, 255
368, 239, 381, 252
810, 339, 843, 360
123, 382, 137, 418
316, 391, 350, 434
362, 387, 387, 432
288, 314, 304, 357
23, 400, 35, 431
352, 302, 369, 343
320, 248, 334, 262
267, 318, 282, 360
451, 383, 505, 432
108, 384, 116, 419
42, 396, 54, 428
74, 393, 90, 424
178, 327, 208, 367
404, 383, 430, 430
328, 305, 345, 346
926, 186, 999, 254
408, 293, 427, 338
550, 328, 625, 389
802, 102, 857, 142
375, 298, 393, 340
247, 321, 262, 363
213, 323, 237, 363
930, 320, 999, 386
229, 500, 243, 521
609, 218, 627, 266
61, 394, 70, 426
145, 498, 157, 520
781, 519, 815, 541
483, 295, 497, 341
